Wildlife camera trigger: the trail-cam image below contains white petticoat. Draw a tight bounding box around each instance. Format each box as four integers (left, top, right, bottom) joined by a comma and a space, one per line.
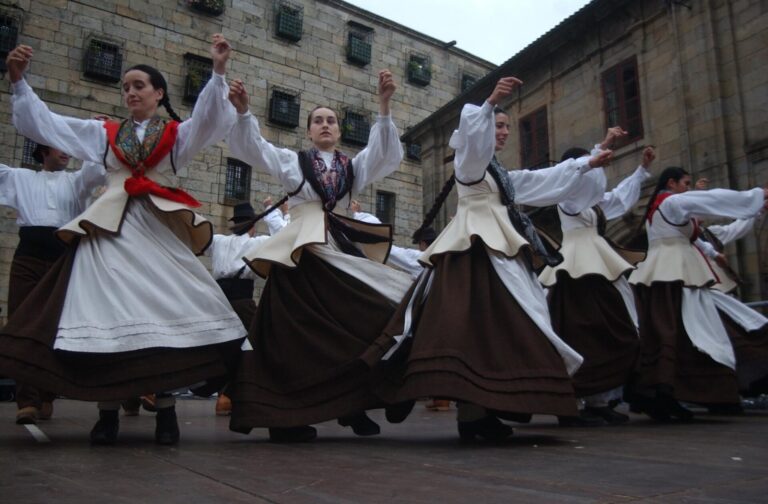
55, 197, 246, 353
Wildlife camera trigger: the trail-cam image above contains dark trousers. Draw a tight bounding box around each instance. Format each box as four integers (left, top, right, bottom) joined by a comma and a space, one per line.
8, 255, 58, 409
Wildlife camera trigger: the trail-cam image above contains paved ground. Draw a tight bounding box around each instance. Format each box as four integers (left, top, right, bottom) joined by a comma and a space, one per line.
1, 398, 767, 503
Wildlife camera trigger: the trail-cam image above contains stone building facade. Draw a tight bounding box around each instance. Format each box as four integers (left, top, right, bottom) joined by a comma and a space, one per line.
0, 0, 495, 320
404, 0, 768, 302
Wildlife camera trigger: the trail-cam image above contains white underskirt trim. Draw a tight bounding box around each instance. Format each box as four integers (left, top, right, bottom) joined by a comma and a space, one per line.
613, 276, 639, 331
709, 290, 768, 332
681, 288, 736, 369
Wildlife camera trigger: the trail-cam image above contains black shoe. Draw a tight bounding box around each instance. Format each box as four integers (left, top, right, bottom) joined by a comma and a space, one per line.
90, 409, 119, 445
385, 400, 415, 424
268, 426, 317, 443
584, 406, 630, 425
557, 409, 607, 427
155, 406, 180, 445
338, 412, 381, 436
658, 396, 694, 421
629, 396, 672, 422
457, 416, 514, 442
490, 410, 533, 424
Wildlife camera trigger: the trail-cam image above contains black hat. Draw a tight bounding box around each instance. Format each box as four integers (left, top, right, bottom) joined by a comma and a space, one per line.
32, 143, 49, 164
229, 202, 256, 222
412, 226, 437, 245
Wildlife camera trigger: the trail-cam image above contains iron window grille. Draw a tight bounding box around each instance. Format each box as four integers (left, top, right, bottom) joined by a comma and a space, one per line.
21, 138, 41, 169
189, 0, 225, 16
519, 106, 550, 169
407, 54, 431, 86
0, 13, 19, 73
406, 142, 422, 162
601, 56, 643, 148
269, 89, 300, 128
183, 54, 213, 104
83, 39, 122, 83
460, 73, 478, 93
346, 23, 373, 66
224, 158, 251, 203
375, 191, 395, 225
342, 110, 370, 146
275, 1, 303, 42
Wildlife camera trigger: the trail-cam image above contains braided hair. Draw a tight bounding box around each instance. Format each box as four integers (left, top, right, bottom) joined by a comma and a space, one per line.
125, 64, 183, 122
411, 174, 456, 243
636, 166, 689, 234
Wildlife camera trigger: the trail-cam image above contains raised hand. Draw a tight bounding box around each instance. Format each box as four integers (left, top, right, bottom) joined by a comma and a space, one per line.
228, 79, 249, 114
263, 196, 273, 208
641, 145, 656, 168
377, 70, 396, 116
600, 126, 628, 150
211, 34, 232, 74
694, 178, 710, 190
487, 77, 522, 106
588, 149, 613, 168
350, 199, 362, 213
5, 45, 33, 83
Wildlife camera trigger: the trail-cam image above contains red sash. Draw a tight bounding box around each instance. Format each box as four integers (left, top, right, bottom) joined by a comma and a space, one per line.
103, 121, 201, 208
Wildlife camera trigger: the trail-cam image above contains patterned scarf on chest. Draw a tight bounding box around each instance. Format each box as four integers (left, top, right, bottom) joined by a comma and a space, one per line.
114, 117, 167, 171
309, 147, 351, 211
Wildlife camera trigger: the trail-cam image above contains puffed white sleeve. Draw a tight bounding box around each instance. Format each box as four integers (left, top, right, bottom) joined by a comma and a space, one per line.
264, 209, 288, 236
508, 157, 592, 207
11, 79, 107, 163
353, 211, 382, 224
449, 101, 495, 183
694, 238, 719, 259
599, 166, 651, 219
706, 217, 757, 246
0, 165, 19, 208
350, 115, 404, 194
661, 188, 765, 224
174, 73, 237, 169
72, 162, 107, 204
227, 111, 303, 191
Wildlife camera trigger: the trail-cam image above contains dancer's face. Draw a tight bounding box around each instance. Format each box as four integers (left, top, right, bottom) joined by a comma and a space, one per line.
495, 112, 510, 152
41, 147, 71, 172
667, 175, 692, 194
307, 108, 340, 151
122, 70, 163, 121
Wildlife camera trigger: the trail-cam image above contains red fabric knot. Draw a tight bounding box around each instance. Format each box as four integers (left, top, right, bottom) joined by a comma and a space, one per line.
124, 175, 201, 208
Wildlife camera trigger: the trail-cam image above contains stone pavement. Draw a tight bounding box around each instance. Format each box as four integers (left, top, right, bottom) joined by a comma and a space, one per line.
1, 399, 767, 503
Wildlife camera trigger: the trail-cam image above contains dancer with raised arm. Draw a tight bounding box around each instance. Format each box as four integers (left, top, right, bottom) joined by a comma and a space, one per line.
0, 36, 246, 445
226, 70, 412, 442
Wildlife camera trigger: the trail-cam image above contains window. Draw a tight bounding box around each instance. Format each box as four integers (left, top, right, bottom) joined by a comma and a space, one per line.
274, 1, 303, 42
460, 73, 478, 93
341, 110, 370, 146
0, 12, 19, 73
22, 138, 41, 169
183, 54, 213, 104
189, 0, 224, 16
83, 39, 122, 83
406, 142, 421, 162
407, 54, 431, 86
347, 22, 373, 66
375, 191, 395, 225
602, 56, 643, 147
224, 158, 251, 203
269, 88, 301, 128
519, 106, 549, 169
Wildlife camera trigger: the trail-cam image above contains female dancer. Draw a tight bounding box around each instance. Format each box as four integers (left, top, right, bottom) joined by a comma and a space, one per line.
0, 36, 246, 445
373, 77, 613, 441
627, 167, 767, 420
226, 71, 412, 442
540, 139, 653, 425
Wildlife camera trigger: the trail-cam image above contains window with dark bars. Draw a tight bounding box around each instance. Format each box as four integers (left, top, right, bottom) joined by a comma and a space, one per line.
519, 107, 550, 169
269, 89, 301, 128
83, 39, 122, 83
225, 158, 251, 203
183, 54, 213, 104
22, 137, 41, 168
342, 110, 370, 146
460, 73, 478, 93
0, 14, 19, 73
375, 191, 395, 225
601, 56, 643, 148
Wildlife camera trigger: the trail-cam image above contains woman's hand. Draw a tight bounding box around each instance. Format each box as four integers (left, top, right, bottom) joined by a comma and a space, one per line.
6, 45, 33, 83
228, 79, 249, 114
211, 34, 232, 75
487, 77, 522, 106
641, 146, 656, 168
377, 70, 396, 116
600, 126, 628, 150
588, 149, 613, 168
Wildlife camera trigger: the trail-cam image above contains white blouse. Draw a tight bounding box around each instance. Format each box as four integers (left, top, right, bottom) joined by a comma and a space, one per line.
207, 233, 269, 280
0, 162, 105, 227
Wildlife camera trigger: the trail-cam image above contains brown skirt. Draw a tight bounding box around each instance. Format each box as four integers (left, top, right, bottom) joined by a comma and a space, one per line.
722, 314, 768, 393
373, 241, 578, 417
632, 282, 739, 404
228, 250, 398, 430
8, 254, 60, 317
548, 274, 639, 398
0, 245, 243, 402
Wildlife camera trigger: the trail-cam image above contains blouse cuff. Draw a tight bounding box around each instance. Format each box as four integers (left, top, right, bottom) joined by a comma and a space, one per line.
481, 100, 495, 115
237, 110, 253, 120
575, 156, 591, 174
11, 78, 31, 95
